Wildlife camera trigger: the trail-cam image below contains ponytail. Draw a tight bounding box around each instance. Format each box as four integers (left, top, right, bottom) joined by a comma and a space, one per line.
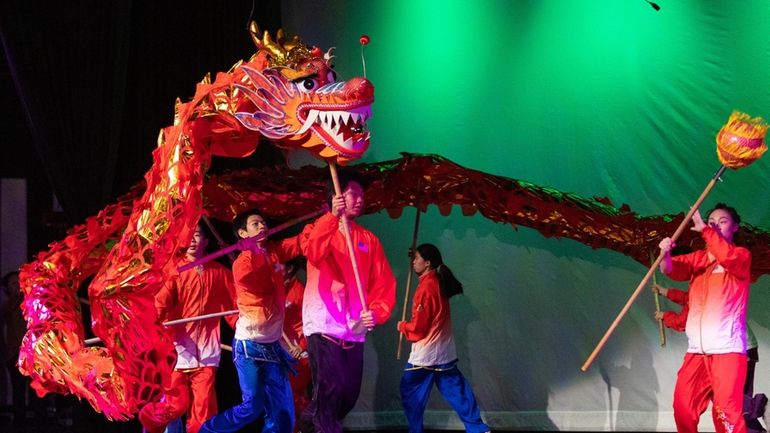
415, 243, 463, 298
436, 263, 463, 298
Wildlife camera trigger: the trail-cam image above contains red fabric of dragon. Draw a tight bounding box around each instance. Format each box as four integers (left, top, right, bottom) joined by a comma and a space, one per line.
17, 25, 373, 419
17, 25, 770, 423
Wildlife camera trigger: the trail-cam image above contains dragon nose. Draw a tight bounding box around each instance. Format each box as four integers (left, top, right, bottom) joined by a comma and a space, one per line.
343, 77, 374, 101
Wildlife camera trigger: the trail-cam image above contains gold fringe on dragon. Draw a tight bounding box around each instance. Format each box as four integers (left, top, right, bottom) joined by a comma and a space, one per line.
17, 23, 374, 420
17, 25, 770, 421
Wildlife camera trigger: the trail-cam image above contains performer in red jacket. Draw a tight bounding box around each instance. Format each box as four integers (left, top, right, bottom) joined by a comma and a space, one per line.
652, 284, 766, 433
659, 203, 751, 433
397, 243, 489, 433
139, 222, 237, 433
299, 171, 396, 433
200, 210, 304, 433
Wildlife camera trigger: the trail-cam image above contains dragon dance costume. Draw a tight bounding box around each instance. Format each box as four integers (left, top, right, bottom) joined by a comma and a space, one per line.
398, 269, 489, 433
200, 236, 304, 433
665, 226, 751, 433
138, 260, 236, 433
659, 287, 764, 433
300, 212, 396, 433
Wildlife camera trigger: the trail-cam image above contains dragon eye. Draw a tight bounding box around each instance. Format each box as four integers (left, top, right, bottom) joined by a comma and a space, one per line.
299, 78, 317, 92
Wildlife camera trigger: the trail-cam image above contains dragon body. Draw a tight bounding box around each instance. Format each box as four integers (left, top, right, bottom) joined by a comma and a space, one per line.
18, 26, 373, 419
199, 153, 770, 280
17, 27, 770, 422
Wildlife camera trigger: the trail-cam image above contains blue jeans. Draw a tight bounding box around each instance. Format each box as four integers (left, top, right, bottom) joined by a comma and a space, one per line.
199, 339, 294, 433
165, 418, 183, 433
400, 360, 489, 433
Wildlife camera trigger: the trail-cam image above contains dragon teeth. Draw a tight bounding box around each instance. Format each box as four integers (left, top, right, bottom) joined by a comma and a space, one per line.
301, 105, 372, 151
298, 110, 319, 134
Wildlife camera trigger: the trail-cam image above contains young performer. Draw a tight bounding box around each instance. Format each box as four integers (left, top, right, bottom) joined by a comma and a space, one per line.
653, 284, 766, 433
658, 203, 750, 433
299, 171, 396, 433
397, 243, 489, 433
138, 223, 236, 433
199, 210, 302, 433
281, 258, 312, 432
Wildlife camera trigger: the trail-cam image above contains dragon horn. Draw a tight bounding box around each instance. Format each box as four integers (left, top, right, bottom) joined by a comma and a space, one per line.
248, 22, 314, 70
249, 21, 263, 49
249, 22, 282, 58
274, 28, 301, 52
254, 26, 287, 62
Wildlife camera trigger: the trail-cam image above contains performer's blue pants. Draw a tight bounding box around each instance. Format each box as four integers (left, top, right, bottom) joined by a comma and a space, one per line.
199, 339, 294, 433
400, 360, 489, 433
165, 418, 183, 433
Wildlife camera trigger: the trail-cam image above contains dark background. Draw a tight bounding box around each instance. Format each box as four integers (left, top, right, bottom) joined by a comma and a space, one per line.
0, 2, 284, 431
0, 0, 283, 256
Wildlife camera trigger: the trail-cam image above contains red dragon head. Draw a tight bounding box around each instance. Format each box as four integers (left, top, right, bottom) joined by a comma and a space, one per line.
233, 23, 374, 164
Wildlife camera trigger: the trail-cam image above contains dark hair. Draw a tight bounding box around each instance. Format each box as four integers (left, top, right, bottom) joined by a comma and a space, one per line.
194, 221, 210, 239
707, 202, 741, 224
192, 221, 216, 254
325, 169, 368, 208
706, 202, 742, 243
232, 208, 262, 239
284, 257, 307, 279
415, 243, 463, 298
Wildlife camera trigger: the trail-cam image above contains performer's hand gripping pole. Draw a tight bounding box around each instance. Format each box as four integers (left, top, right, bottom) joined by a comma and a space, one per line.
651, 255, 666, 347
177, 207, 326, 273
85, 309, 240, 345
581, 165, 726, 372
328, 161, 368, 311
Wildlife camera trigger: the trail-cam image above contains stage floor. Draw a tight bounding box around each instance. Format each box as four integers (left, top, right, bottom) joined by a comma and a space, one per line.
1, 411, 539, 433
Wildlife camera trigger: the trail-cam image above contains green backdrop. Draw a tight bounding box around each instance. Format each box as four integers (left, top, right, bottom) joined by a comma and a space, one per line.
283, 0, 770, 430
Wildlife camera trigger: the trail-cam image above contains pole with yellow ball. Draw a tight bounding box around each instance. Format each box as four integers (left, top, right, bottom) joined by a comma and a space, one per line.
581, 111, 768, 372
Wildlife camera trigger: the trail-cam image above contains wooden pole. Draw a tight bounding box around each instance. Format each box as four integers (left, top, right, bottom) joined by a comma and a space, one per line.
328, 161, 368, 310
201, 215, 237, 262
651, 255, 666, 347
396, 205, 422, 360
178, 207, 325, 273
267, 206, 327, 236
85, 309, 240, 345
581, 165, 726, 372
88, 209, 328, 345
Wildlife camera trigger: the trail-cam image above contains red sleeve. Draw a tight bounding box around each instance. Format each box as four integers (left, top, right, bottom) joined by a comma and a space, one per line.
285, 278, 304, 307
232, 251, 271, 296
667, 252, 696, 282
702, 227, 752, 280
666, 288, 689, 306
300, 213, 340, 263
662, 309, 687, 332
155, 278, 178, 322
217, 267, 237, 329
270, 234, 302, 263
661, 288, 688, 331
366, 235, 396, 324
399, 280, 439, 342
